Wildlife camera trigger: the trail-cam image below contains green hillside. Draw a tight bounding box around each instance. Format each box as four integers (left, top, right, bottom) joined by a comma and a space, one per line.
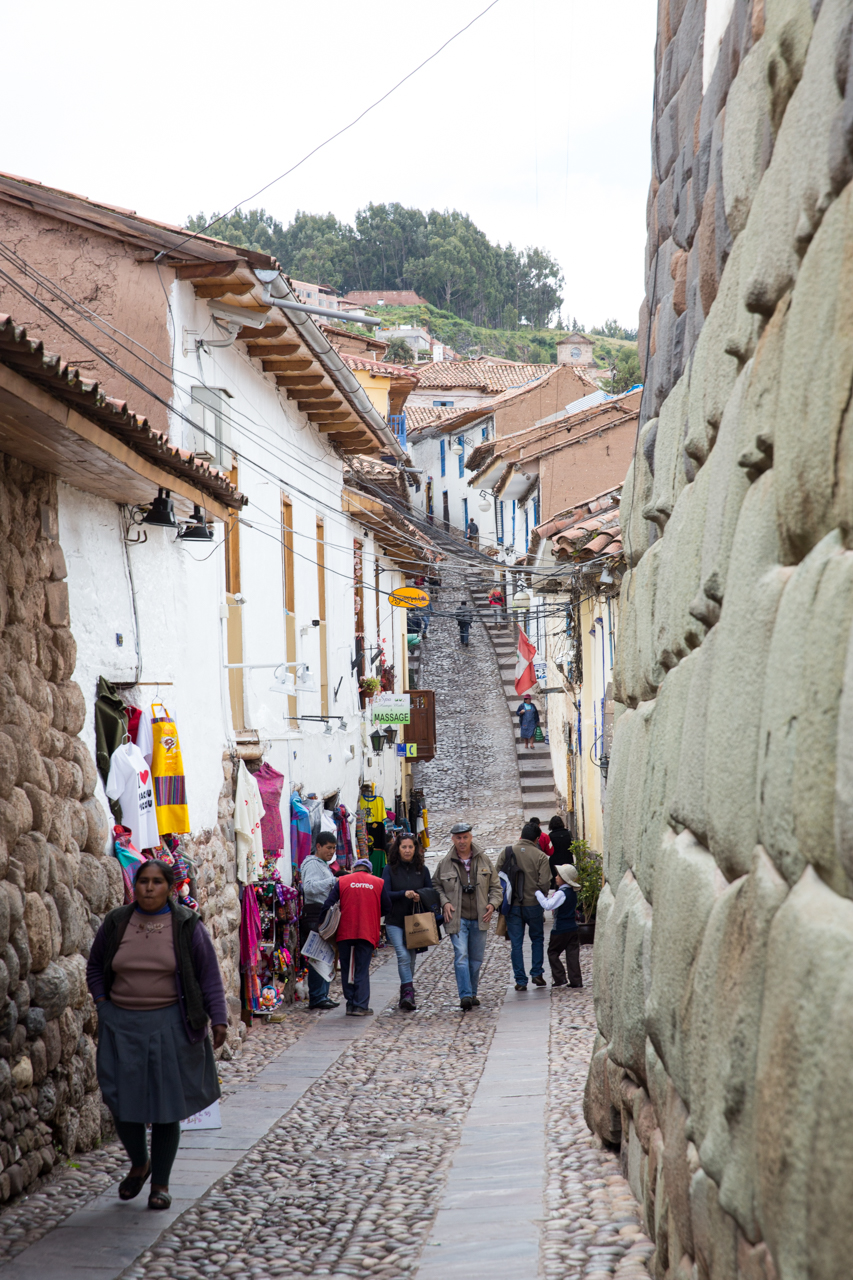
374, 303, 640, 391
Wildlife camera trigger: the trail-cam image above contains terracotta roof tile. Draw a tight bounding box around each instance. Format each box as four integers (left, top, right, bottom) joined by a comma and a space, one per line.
414, 360, 555, 392
340, 353, 418, 380
0, 314, 246, 508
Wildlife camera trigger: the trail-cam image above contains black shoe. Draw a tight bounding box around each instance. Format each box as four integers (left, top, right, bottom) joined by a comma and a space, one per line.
310, 998, 339, 1010
471, 996, 480, 1006
460, 996, 474, 1010
515, 984, 528, 991
345, 1002, 354, 1014
552, 982, 568, 988
347, 1007, 374, 1017
532, 975, 546, 987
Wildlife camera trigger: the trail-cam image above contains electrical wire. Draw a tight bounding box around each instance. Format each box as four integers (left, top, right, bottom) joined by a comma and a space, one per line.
156, 0, 502, 260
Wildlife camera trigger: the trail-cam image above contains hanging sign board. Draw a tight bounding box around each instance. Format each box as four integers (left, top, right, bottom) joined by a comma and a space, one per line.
371, 693, 411, 724
396, 742, 418, 757
533, 662, 548, 683
388, 587, 430, 609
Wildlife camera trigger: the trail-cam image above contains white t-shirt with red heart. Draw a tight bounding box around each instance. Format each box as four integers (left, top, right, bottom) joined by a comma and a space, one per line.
106, 742, 160, 853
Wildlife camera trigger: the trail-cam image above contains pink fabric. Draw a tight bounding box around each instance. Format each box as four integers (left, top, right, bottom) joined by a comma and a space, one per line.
254, 763, 285, 851
239, 884, 262, 970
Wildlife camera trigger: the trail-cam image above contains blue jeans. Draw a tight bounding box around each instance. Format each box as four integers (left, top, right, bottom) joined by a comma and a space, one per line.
458, 623, 470, 646
307, 961, 330, 1007
386, 924, 418, 984
506, 903, 545, 985
450, 918, 487, 999
337, 939, 373, 1010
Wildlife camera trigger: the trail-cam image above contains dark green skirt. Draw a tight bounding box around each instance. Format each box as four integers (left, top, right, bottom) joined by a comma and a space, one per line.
96, 1000, 220, 1124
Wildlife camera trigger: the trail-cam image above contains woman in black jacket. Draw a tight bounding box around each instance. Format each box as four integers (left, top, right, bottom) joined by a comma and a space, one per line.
382, 835, 435, 1012
548, 816, 573, 887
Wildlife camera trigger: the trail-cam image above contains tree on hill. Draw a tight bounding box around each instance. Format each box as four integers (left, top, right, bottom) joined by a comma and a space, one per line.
382, 337, 416, 364
186, 203, 564, 331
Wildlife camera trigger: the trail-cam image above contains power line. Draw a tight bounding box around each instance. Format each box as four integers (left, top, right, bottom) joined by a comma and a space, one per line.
158, 0, 502, 260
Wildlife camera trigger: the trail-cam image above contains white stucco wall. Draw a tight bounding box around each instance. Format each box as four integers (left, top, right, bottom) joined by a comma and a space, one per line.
58, 482, 227, 835
409, 432, 499, 551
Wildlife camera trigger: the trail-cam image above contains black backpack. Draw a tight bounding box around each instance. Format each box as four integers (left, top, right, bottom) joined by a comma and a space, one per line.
501, 844, 525, 905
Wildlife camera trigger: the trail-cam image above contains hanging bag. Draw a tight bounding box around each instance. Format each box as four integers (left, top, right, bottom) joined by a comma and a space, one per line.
149, 702, 190, 834
318, 899, 341, 941
404, 897, 440, 949
533, 725, 545, 743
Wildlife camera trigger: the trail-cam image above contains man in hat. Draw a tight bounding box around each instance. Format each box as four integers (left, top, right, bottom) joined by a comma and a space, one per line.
434, 823, 502, 1011
535, 864, 582, 988
320, 858, 392, 1015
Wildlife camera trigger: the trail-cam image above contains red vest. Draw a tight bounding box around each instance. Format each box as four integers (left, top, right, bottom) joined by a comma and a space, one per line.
338, 872, 385, 946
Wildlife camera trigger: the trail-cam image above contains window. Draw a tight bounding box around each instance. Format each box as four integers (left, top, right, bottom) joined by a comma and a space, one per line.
316, 519, 329, 717
433, 399, 454, 407
511, 500, 516, 546
496, 500, 505, 544
462, 498, 468, 530
525, 506, 529, 551
482, 425, 489, 440
440, 438, 446, 477
457, 437, 465, 478
533, 496, 540, 527
190, 387, 232, 468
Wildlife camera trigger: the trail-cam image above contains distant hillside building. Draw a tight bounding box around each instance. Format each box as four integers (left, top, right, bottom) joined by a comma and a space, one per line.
556, 332, 595, 366
344, 290, 427, 308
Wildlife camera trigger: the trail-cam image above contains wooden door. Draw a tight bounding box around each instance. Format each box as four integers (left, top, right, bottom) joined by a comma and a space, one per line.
404, 689, 436, 761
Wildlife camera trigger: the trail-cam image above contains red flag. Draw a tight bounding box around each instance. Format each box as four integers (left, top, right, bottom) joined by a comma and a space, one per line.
515, 627, 538, 695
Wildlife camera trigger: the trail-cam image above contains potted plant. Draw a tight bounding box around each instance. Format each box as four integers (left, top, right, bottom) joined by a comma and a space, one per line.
358, 675, 380, 707
572, 839, 602, 945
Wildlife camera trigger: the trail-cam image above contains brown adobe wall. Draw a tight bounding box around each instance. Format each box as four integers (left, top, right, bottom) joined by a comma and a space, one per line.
588, 0, 853, 1276
493, 364, 592, 439
0, 201, 172, 431
538, 416, 639, 524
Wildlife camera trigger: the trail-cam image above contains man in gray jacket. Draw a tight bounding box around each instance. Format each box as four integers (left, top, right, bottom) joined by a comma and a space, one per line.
300, 832, 340, 1011
434, 823, 502, 1010
496, 824, 552, 990
455, 601, 474, 647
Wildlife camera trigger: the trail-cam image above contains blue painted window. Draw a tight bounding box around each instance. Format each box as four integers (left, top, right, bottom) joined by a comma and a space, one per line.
525, 506, 529, 550
533, 496, 540, 527
457, 437, 465, 478
463, 498, 469, 530
440, 439, 446, 477
496, 501, 504, 544
482, 425, 489, 439
433, 400, 454, 407
511, 500, 516, 546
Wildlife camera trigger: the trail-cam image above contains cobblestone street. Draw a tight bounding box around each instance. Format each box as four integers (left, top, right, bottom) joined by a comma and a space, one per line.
0, 935, 651, 1280
414, 561, 523, 851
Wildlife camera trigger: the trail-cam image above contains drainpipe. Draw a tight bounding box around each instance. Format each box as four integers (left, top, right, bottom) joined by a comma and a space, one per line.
255, 270, 405, 461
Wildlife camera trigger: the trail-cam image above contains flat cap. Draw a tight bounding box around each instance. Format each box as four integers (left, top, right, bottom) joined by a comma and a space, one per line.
450, 822, 472, 834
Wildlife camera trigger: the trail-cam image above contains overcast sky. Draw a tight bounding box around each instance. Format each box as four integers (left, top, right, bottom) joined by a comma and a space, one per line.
4, 0, 656, 329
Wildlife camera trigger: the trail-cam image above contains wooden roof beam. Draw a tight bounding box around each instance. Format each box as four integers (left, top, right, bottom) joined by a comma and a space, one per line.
193, 281, 256, 299
246, 341, 301, 358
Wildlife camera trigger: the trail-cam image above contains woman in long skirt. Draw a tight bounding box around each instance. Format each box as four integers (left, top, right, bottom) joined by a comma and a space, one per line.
87, 859, 228, 1210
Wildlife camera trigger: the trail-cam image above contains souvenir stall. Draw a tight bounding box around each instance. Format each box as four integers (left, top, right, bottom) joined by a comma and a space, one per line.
96, 677, 200, 907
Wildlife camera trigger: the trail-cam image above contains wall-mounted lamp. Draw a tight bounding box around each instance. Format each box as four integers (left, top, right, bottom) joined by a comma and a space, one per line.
369, 729, 384, 752
383, 727, 397, 745
142, 488, 177, 528
511, 589, 531, 611
178, 505, 214, 541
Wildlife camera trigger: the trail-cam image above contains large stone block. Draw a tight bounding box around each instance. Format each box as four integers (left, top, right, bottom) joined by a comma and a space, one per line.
740, 0, 839, 322
616, 548, 667, 705
645, 372, 690, 530
620, 421, 657, 568
584, 1030, 622, 1146
620, 701, 657, 879
23, 893, 51, 973
603, 708, 637, 886
670, 626, 718, 846
774, 180, 853, 562
604, 870, 653, 1085
692, 361, 753, 627
704, 472, 791, 880
723, 39, 775, 238
688, 846, 788, 1241
754, 867, 853, 1279
636, 655, 696, 902
646, 828, 727, 1104
691, 1167, 739, 1280
654, 467, 711, 667
757, 530, 853, 892
592, 881, 617, 1041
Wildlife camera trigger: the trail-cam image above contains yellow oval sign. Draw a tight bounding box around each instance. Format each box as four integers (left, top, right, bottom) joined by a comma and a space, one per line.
388, 587, 430, 608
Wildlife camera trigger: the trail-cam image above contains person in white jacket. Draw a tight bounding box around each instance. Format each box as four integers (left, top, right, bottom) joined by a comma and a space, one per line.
535, 864, 583, 988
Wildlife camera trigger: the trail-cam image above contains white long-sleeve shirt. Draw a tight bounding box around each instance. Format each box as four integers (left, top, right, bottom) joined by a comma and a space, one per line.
535, 887, 567, 912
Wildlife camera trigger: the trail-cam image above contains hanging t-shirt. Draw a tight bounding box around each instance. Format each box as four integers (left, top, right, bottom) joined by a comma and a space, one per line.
105, 743, 160, 854
235, 760, 265, 884
359, 796, 387, 824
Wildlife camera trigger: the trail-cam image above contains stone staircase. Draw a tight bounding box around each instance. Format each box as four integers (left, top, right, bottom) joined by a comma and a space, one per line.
465, 569, 560, 825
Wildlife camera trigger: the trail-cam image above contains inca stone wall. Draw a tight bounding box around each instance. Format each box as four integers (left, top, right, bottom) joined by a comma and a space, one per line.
587, 1, 853, 1277
0, 456, 120, 1200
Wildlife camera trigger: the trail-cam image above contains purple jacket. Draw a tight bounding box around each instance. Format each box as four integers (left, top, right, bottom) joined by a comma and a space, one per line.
87, 904, 228, 1044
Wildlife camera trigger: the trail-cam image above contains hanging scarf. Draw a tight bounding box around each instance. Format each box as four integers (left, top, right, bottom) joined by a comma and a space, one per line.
149, 702, 190, 834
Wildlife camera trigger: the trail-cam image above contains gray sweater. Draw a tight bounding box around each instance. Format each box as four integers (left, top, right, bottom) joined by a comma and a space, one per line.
301, 854, 337, 904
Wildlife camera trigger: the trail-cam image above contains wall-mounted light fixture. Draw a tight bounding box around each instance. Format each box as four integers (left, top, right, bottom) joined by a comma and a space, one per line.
178, 505, 214, 541
142, 488, 177, 528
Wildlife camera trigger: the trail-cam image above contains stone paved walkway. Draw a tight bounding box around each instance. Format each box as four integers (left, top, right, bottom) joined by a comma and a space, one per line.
414, 561, 523, 851
0, 935, 652, 1280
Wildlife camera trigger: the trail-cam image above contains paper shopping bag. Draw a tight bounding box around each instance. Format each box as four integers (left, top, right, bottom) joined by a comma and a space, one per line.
404, 910, 440, 949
